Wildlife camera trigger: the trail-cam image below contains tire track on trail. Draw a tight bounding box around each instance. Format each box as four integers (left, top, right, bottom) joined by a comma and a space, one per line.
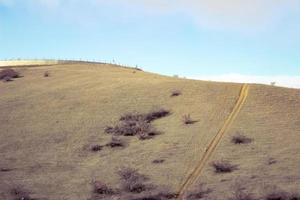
176, 84, 250, 200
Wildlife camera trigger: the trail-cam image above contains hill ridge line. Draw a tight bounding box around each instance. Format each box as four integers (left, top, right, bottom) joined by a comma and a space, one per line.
176, 84, 250, 200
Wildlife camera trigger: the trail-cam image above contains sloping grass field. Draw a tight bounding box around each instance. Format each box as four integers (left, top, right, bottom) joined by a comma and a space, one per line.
0, 63, 299, 200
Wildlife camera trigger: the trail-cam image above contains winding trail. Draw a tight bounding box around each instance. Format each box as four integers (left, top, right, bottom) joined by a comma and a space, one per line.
176, 84, 250, 200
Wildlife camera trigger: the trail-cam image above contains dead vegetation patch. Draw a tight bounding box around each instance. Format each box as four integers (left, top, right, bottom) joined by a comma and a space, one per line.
93, 181, 116, 195
264, 190, 300, 200
230, 186, 255, 200
105, 109, 170, 140
211, 160, 238, 173
0, 68, 20, 82
130, 191, 178, 200
106, 137, 126, 148
187, 184, 212, 200
90, 144, 104, 152
118, 167, 152, 194
10, 187, 33, 200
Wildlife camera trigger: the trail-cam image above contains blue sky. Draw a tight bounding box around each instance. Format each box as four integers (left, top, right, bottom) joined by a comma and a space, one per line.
1, 0, 300, 79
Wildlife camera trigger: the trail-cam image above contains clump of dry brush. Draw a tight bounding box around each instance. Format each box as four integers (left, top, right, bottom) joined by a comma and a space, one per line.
0, 68, 20, 82
105, 108, 170, 140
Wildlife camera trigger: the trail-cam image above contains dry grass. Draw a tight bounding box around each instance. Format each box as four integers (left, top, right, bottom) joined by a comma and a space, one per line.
1, 63, 299, 199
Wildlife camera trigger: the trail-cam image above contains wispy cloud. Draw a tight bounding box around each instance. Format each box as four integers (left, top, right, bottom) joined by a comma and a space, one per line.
2, 0, 300, 32
190, 74, 300, 89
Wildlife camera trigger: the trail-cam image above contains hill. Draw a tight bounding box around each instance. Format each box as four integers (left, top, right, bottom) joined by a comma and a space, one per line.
0, 63, 299, 200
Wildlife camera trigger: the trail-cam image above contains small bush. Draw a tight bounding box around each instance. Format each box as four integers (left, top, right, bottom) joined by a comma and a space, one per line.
152, 159, 165, 164
10, 187, 32, 200
264, 190, 300, 200
267, 158, 277, 165
182, 114, 197, 125
44, 71, 50, 77
106, 137, 125, 148
90, 144, 103, 152
187, 185, 212, 200
106, 109, 170, 140
211, 160, 238, 173
230, 187, 254, 200
2, 76, 12, 82
232, 134, 252, 144
106, 120, 158, 140
131, 191, 178, 200
0, 69, 19, 81
143, 109, 170, 123
1, 168, 12, 172
170, 90, 181, 97
118, 168, 150, 194
93, 181, 115, 195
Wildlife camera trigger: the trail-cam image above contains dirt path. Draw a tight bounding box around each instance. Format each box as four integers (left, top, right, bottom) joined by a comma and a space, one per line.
176, 84, 250, 200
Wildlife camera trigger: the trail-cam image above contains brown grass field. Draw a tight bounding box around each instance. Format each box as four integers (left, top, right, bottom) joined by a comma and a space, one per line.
0, 63, 299, 200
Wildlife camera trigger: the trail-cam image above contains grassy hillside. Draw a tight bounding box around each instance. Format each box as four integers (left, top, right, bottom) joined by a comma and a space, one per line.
0, 63, 299, 200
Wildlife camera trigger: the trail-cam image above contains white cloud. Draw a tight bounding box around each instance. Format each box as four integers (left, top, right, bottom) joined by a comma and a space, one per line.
190, 73, 300, 89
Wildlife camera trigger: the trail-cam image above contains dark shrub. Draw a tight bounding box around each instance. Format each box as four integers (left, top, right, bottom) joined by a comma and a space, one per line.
182, 114, 197, 125
106, 109, 170, 140
2, 76, 12, 82
118, 168, 150, 193
267, 158, 277, 165
131, 191, 178, 200
230, 187, 254, 200
170, 90, 181, 97
265, 191, 289, 200
211, 160, 238, 173
264, 190, 300, 200
232, 134, 252, 144
152, 159, 165, 164
0, 69, 19, 81
93, 181, 115, 195
10, 187, 32, 200
187, 185, 212, 200
1, 168, 13, 172
90, 145, 103, 152
44, 71, 50, 77
106, 120, 158, 140
289, 193, 300, 200
106, 137, 125, 148
144, 109, 170, 122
